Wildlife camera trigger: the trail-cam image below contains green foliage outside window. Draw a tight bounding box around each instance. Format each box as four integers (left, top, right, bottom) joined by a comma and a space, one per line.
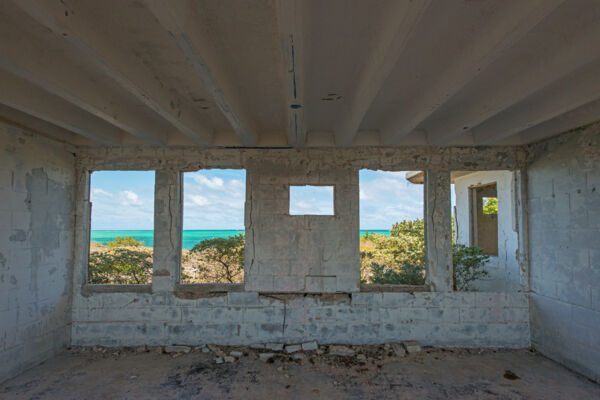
482, 197, 498, 215
88, 237, 152, 284
106, 236, 144, 248
361, 218, 490, 290
452, 244, 490, 291
186, 234, 245, 283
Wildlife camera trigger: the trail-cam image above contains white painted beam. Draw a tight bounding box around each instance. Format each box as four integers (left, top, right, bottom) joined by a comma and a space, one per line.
381, 0, 564, 145
333, 0, 430, 146
0, 72, 121, 145
0, 17, 168, 146
472, 60, 600, 145
12, 0, 212, 145
146, 0, 259, 146
429, 15, 600, 145
276, 0, 306, 146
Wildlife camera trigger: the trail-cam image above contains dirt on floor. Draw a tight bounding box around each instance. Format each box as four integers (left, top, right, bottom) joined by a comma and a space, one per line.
1, 345, 598, 400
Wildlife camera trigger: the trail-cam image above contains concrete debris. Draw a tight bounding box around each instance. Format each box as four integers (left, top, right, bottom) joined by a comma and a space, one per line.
135, 345, 148, 353
164, 345, 191, 354
391, 343, 406, 357
265, 343, 284, 352
292, 353, 304, 360
230, 350, 243, 358
201, 346, 210, 353
259, 353, 275, 362
250, 343, 265, 350
208, 344, 225, 357
301, 341, 318, 351
285, 344, 302, 354
328, 345, 355, 357
357, 354, 367, 361
215, 357, 224, 364
224, 356, 235, 363
402, 341, 421, 354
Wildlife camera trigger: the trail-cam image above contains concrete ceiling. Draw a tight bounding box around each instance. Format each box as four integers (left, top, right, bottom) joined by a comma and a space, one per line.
1, 0, 599, 147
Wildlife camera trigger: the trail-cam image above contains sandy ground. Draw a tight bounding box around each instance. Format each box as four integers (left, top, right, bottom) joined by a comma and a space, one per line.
1, 347, 598, 400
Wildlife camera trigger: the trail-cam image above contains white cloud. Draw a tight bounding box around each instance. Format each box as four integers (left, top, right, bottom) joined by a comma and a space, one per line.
189, 195, 210, 206
360, 171, 424, 229
91, 188, 112, 197
119, 190, 142, 206
182, 171, 247, 229
193, 174, 225, 190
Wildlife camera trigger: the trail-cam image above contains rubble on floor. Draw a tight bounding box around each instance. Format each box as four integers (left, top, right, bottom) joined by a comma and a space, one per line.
10, 346, 598, 400
68, 341, 430, 365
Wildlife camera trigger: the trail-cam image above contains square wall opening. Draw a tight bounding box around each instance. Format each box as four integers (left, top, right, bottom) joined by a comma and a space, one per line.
289, 185, 334, 215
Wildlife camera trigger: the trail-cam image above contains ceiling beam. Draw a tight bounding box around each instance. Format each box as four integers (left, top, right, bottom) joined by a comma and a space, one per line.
472, 60, 600, 145
146, 0, 259, 146
510, 98, 600, 145
0, 16, 169, 146
333, 0, 430, 146
0, 104, 80, 145
0, 71, 121, 145
12, 0, 212, 146
429, 15, 600, 145
380, 0, 564, 145
276, 0, 306, 146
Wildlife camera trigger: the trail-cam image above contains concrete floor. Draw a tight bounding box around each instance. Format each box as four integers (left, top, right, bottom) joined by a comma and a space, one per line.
1, 347, 598, 399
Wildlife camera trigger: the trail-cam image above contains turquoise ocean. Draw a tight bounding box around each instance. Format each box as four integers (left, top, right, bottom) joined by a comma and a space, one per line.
90, 230, 390, 250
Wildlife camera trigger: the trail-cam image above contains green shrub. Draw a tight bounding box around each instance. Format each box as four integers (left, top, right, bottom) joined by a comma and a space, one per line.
88, 247, 152, 284
483, 197, 498, 215
189, 234, 245, 283
107, 236, 143, 248
369, 261, 425, 285
452, 244, 490, 291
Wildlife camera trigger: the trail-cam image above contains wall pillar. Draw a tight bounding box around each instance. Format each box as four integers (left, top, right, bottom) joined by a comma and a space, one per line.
515, 168, 530, 291
425, 169, 453, 291
152, 169, 182, 292
72, 168, 90, 289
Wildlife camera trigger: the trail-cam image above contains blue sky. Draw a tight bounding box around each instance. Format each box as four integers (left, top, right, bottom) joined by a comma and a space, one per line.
90, 169, 454, 230
90, 171, 156, 230
182, 169, 246, 229
359, 170, 423, 229
290, 185, 334, 215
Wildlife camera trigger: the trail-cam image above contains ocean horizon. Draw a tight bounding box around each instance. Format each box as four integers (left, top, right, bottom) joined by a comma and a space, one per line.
90, 229, 391, 250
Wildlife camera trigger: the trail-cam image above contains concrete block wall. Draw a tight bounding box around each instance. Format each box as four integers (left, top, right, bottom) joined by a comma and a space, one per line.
67, 145, 532, 351
453, 171, 520, 291
0, 123, 75, 383
71, 291, 530, 348
527, 124, 600, 382
245, 162, 359, 292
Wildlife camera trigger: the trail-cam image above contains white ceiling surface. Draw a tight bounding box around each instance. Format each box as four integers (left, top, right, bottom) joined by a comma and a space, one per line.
0, 0, 599, 147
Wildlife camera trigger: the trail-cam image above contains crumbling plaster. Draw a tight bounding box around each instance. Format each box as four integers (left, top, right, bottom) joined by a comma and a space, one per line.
0, 123, 76, 382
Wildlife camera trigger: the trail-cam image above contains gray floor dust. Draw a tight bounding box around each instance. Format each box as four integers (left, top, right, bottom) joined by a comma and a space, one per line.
1, 347, 598, 399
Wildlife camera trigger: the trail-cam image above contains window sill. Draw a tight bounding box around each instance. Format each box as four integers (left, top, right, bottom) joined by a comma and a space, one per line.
81, 284, 152, 295
173, 283, 244, 298
360, 283, 430, 293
